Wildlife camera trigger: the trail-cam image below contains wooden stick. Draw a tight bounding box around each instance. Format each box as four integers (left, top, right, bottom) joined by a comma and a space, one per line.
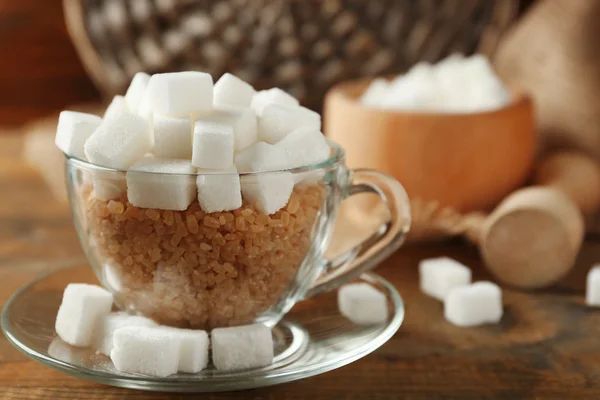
479, 151, 600, 289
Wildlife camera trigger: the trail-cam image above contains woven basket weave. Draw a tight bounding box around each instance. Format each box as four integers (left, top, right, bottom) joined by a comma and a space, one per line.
64, 0, 522, 110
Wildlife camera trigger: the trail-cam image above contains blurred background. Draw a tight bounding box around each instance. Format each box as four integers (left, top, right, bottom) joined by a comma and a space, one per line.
0, 0, 535, 128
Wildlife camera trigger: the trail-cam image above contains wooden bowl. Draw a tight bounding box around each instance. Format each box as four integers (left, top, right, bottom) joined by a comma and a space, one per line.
324, 77, 536, 212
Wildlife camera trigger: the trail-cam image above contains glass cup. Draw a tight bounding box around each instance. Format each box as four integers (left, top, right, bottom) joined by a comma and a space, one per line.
65, 140, 410, 330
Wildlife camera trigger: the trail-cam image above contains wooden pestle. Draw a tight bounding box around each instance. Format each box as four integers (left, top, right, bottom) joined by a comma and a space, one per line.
478, 151, 600, 289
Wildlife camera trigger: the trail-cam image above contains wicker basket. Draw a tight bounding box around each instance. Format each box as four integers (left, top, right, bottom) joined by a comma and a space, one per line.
64, 0, 523, 110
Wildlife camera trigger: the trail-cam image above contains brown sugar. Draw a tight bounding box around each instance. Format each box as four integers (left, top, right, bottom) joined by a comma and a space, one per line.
84, 184, 325, 330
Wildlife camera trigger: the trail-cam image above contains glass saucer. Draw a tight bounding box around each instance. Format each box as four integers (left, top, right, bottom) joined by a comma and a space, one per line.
2, 265, 404, 393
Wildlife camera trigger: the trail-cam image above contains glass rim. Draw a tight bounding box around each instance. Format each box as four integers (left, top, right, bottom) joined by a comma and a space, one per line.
65, 138, 345, 176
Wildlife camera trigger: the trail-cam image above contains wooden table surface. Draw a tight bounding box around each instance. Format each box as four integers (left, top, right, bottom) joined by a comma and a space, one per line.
2, 132, 600, 400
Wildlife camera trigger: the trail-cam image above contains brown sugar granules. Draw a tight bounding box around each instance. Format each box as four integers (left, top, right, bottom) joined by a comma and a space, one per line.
84, 185, 325, 330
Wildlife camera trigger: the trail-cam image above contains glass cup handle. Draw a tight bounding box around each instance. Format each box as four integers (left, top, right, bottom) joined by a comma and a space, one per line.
305, 169, 411, 298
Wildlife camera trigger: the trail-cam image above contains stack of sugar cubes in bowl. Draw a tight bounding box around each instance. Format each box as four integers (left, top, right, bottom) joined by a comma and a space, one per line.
53, 71, 333, 376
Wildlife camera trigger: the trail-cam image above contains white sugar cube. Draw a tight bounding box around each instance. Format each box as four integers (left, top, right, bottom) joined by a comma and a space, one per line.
419, 257, 471, 301
84, 113, 152, 169
197, 166, 242, 212
444, 282, 503, 327
192, 120, 235, 169
241, 171, 293, 215
195, 107, 258, 152
258, 104, 321, 144
338, 283, 388, 325
111, 326, 179, 377
137, 86, 154, 127
153, 115, 193, 159
360, 78, 390, 107
55, 111, 102, 159
103, 95, 130, 121
127, 157, 196, 210
586, 266, 600, 306
251, 88, 299, 116
55, 283, 113, 347
155, 327, 209, 373
214, 72, 256, 108
93, 312, 157, 356
147, 71, 213, 116
234, 141, 288, 173
124, 72, 151, 112
92, 170, 126, 201
275, 127, 331, 169
211, 324, 274, 371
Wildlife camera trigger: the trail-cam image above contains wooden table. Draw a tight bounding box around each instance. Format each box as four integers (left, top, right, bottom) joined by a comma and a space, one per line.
2, 133, 600, 399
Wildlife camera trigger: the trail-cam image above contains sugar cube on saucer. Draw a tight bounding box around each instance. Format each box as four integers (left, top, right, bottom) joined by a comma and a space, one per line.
338, 283, 388, 325
93, 312, 157, 356
110, 326, 179, 377
155, 327, 210, 373
211, 324, 274, 371
55, 283, 113, 347
419, 257, 471, 301
444, 281, 503, 327
55, 111, 102, 159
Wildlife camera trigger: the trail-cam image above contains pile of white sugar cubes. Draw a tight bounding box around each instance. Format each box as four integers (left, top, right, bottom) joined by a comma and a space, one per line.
419, 257, 503, 327
55, 71, 330, 215
55, 283, 274, 377
361, 54, 510, 113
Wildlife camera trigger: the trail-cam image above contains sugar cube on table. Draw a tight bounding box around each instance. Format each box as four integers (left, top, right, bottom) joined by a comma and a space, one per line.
444, 281, 503, 327
110, 326, 180, 377
192, 120, 235, 169
55, 283, 113, 347
338, 283, 388, 325
137, 86, 154, 127
55, 111, 102, 159
234, 141, 288, 173
251, 88, 299, 116
103, 95, 130, 121
126, 157, 196, 211
586, 266, 600, 306
153, 115, 193, 159
241, 171, 294, 215
84, 113, 152, 169
124, 72, 151, 112
197, 166, 242, 212
258, 104, 321, 144
155, 327, 209, 373
147, 71, 213, 117
211, 324, 274, 371
419, 257, 471, 301
195, 107, 258, 153
214, 73, 256, 108
93, 312, 157, 356
275, 127, 331, 169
